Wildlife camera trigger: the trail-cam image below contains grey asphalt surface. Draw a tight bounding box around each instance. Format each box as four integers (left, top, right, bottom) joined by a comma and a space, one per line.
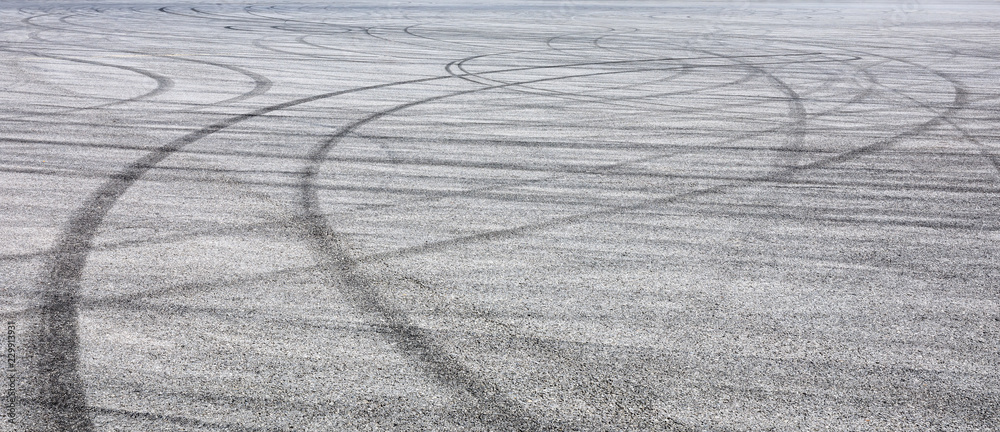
1, 1, 999, 431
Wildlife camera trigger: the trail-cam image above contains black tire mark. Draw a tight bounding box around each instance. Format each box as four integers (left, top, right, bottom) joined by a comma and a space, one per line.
343, 41, 852, 428
301, 81, 595, 432
750, 32, 995, 175
300, 60, 833, 430
292, 49, 865, 427
15, 5, 992, 428
291, 61, 757, 430
30, 75, 443, 431
20, 12, 272, 110
33, 55, 683, 429
410, 50, 869, 225
22, 9, 210, 44
344, 61, 967, 265
448, 51, 857, 101
0, 47, 174, 119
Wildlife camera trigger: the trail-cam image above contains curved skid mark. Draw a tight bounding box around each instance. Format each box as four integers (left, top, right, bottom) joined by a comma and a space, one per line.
752, 33, 992, 174
31, 76, 440, 430
341, 61, 967, 265
20, 15, 271, 110
17, 5, 994, 430
34, 55, 685, 429
0, 48, 173, 118
298, 62, 791, 431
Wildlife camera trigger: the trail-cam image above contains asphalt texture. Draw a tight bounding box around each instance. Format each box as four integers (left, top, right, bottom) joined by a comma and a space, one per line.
1, 1, 999, 431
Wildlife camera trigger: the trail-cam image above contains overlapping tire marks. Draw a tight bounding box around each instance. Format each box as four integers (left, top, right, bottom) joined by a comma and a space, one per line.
28, 74, 451, 430
30, 53, 727, 430
9, 3, 998, 431
298, 62, 760, 431
293, 48, 906, 430
13, 17, 695, 429
739, 32, 992, 181
19, 12, 272, 111
314, 41, 973, 432
343, 55, 965, 266
0, 47, 173, 119
778, 34, 1000, 176
179, 15, 942, 430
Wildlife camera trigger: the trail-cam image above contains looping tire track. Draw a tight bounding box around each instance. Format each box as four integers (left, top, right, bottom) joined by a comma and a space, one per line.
298, 65, 742, 432
19, 13, 272, 111
346, 60, 966, 267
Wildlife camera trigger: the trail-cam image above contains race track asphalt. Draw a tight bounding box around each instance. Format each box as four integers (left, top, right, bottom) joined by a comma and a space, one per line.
1, 1, 998, 431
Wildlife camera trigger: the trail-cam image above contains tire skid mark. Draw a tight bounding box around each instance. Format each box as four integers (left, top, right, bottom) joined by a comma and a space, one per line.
15, 6, 991, 430
12, 262, 319, 322
22, 9, 209, 44
757, 35, 986, 175
301, 88, 575, 432
295, 47, 862, 428
294, 46, 924, 431
445, 54, 854, 115
20, 16, 272, 111
0, 47, 174, 119
292, 45, 805, 430
371, 50, 851, 224
300, 63, 800, 430
350, 41, 820, 429
450, 57, 703, 109
33, 58, 671, 430
253, 35, 407, 63
349, 64, 967, 264
30, 76, 442, 431
389, 49, 867, 224
728, 31, 995, 177
855, 47, 999, 175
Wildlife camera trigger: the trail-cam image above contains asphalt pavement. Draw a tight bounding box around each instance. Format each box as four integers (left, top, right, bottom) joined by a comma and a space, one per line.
1, 1, 998, 431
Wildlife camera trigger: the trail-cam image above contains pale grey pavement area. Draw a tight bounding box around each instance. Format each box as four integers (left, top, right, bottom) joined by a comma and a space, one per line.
1, 1, 998, 431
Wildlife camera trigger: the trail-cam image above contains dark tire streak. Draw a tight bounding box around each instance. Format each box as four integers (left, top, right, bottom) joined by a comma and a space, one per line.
35, 58, 688, 430
32, 76, 440, 430
0, 47, 174, 118
350, 65, 966, 264
299, 66, 734, 432
20, 14, 272, 111
294, 48, 857, 431
12, 4, 997, 431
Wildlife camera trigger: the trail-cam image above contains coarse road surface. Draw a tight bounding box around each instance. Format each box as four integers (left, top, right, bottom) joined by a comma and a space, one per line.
1, 1, 998, 431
